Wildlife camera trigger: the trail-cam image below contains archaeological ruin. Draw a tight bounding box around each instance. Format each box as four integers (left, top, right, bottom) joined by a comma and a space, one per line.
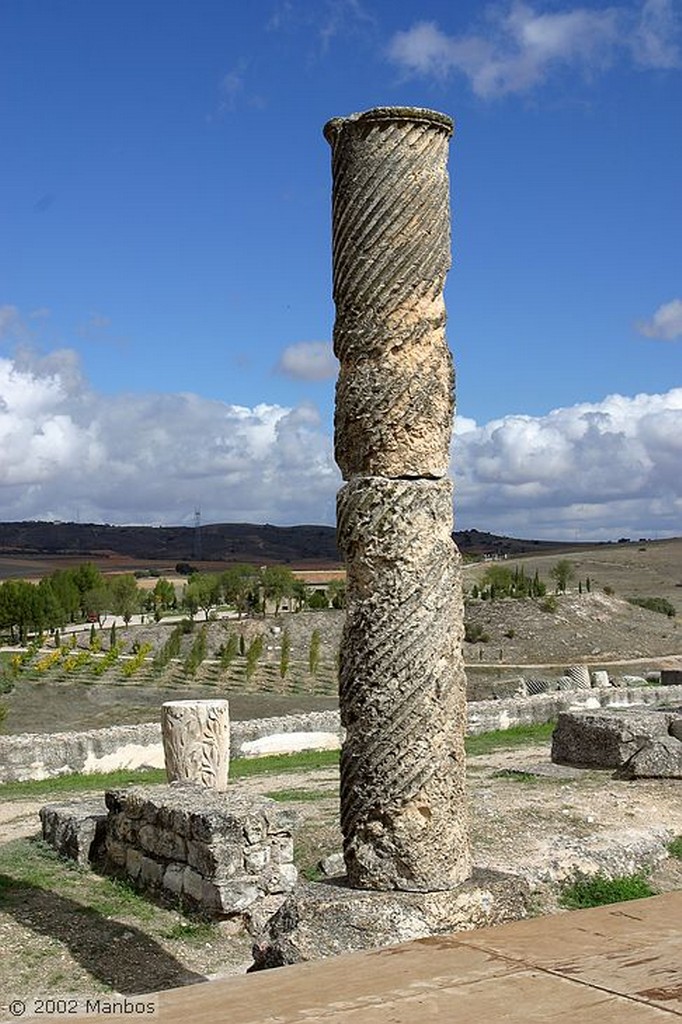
326, 105, 470, 892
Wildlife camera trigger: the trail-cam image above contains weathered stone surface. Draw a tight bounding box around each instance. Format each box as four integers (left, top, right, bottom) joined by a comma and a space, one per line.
618, 736, 682, 779
39, 799, 107, 867
161, 699, 230, 791
250, 870, 530, 969
566, 665, 590, 690
334, 345, 454, 479
337, 475, 469, 890
662, 670, 682, 686
325, 106, 454, 479
552, 709, 678, 769
103, 784, 297, 918
591, 670, 610, 688
318, 852, 345, 878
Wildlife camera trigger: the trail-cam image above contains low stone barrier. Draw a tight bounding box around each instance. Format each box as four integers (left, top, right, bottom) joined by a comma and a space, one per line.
102, 784, 297, 921
2, 689, 681, 784
0, 711, 343, 783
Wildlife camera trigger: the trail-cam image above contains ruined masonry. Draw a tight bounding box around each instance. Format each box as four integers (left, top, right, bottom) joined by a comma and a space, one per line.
325, 107, 470, 891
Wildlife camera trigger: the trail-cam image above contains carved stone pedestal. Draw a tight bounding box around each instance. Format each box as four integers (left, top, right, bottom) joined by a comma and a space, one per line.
161, 699, 230, 791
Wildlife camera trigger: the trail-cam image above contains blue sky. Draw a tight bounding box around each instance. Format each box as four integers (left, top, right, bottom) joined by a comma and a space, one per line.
1, 0, 680, 539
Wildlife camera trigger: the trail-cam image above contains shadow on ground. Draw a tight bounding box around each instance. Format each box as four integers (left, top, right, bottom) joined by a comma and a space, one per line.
0, 873, 206, 993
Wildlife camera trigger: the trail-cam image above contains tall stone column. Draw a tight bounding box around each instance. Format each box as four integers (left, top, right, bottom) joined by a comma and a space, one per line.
325, 107, 470, 891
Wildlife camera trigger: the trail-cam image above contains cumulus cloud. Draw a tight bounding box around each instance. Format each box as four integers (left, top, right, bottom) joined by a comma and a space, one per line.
0, 349, 338, 526
454, 389, 682, 538
276, 340, 337, 380
1, 343, 681, 540
386, 1, 679, 98
636, 298, 682, 340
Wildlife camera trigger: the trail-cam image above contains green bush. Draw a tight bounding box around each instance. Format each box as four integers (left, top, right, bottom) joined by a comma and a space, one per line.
540, 595, 558, 613
627, 596, 676, 617
464, 622, 490, 643
559, 873, 655, 909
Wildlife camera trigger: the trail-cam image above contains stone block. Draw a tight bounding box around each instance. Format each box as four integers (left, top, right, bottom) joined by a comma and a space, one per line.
318, 852, 345, 878
251, 869, 530, 969
125, 847, 144, 880
268, 836, 294, 865
552, 709, 677, 769
182, 865, 205, 903
186, 838, 241, 880
243, 846, 269, 874
163, 863, 185, 896
40, 799, 107, 867
591, 670, 610, 688
662, 670, 682, 686
139, 855, 164, 888
260, 863, 298, 895
106, 839, 128, 867
152, 827, 187, 862
213, 880, 260, 914
618, 736, 682, 779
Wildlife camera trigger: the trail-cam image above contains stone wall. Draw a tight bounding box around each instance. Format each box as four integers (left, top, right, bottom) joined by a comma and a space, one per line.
0, 711, 342, 783
2, 689, 681, 783
104, 784, 297, 920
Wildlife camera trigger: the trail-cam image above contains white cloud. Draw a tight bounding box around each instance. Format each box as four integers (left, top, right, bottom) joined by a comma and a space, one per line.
1, 343, 680, 540
636, 298, 682, 340
454, 389, 682, 538
632, 0, 681, 68
386, 1, 679, 98
0, 349, 338, 526
276, 340, 337, 380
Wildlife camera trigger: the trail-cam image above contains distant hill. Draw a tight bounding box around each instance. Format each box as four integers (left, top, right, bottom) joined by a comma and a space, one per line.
0, 520, 601, 571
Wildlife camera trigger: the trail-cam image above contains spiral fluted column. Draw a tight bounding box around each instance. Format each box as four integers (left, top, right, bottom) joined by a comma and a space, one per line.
325, 106, 470, 891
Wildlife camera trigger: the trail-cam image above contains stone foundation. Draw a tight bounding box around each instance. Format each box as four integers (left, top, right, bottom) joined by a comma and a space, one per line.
250, 869, 531, 969
103, 784, 298, 919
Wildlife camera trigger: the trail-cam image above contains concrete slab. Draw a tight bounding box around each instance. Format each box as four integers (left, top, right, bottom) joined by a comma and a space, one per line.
69, 893, 682, 1023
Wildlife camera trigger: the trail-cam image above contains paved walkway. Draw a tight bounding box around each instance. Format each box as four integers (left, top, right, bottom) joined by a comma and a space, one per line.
76, 892, 682, 1022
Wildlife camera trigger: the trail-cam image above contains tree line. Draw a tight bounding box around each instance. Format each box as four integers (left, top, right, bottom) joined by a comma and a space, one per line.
0, 562, 346, 643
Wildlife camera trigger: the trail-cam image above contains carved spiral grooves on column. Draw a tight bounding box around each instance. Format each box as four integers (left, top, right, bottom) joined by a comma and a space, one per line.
326, 107, 470, 891
337, 478, 469, 891
325, 108, 454, 480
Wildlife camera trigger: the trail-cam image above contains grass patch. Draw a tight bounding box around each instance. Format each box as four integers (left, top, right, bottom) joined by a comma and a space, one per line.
162, 919, 217, 942
559, 873, 656, 909
265, 788, 333, 802
491, 769, 540, 783
667, 836, 682, 860
230, 749, 339, 778
0, 749, 340, 801
465, 722, 555, 756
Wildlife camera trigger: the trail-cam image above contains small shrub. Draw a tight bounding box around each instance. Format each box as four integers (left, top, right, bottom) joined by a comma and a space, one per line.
280, 628, 291, 680
308, 629, 321, 677
603, 585, 615, 596
627, 596, 676, 618
246, 634, 264, 681
464, 622, 490, 643
540, 595, 558, 613
219, 633, 239, 671
503, 628, 515, 639
667, 836, 682, 860
559, 873, 655, 909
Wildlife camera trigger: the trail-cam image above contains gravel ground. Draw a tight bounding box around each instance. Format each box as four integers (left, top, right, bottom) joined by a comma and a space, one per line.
1, 743, 680, 1003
